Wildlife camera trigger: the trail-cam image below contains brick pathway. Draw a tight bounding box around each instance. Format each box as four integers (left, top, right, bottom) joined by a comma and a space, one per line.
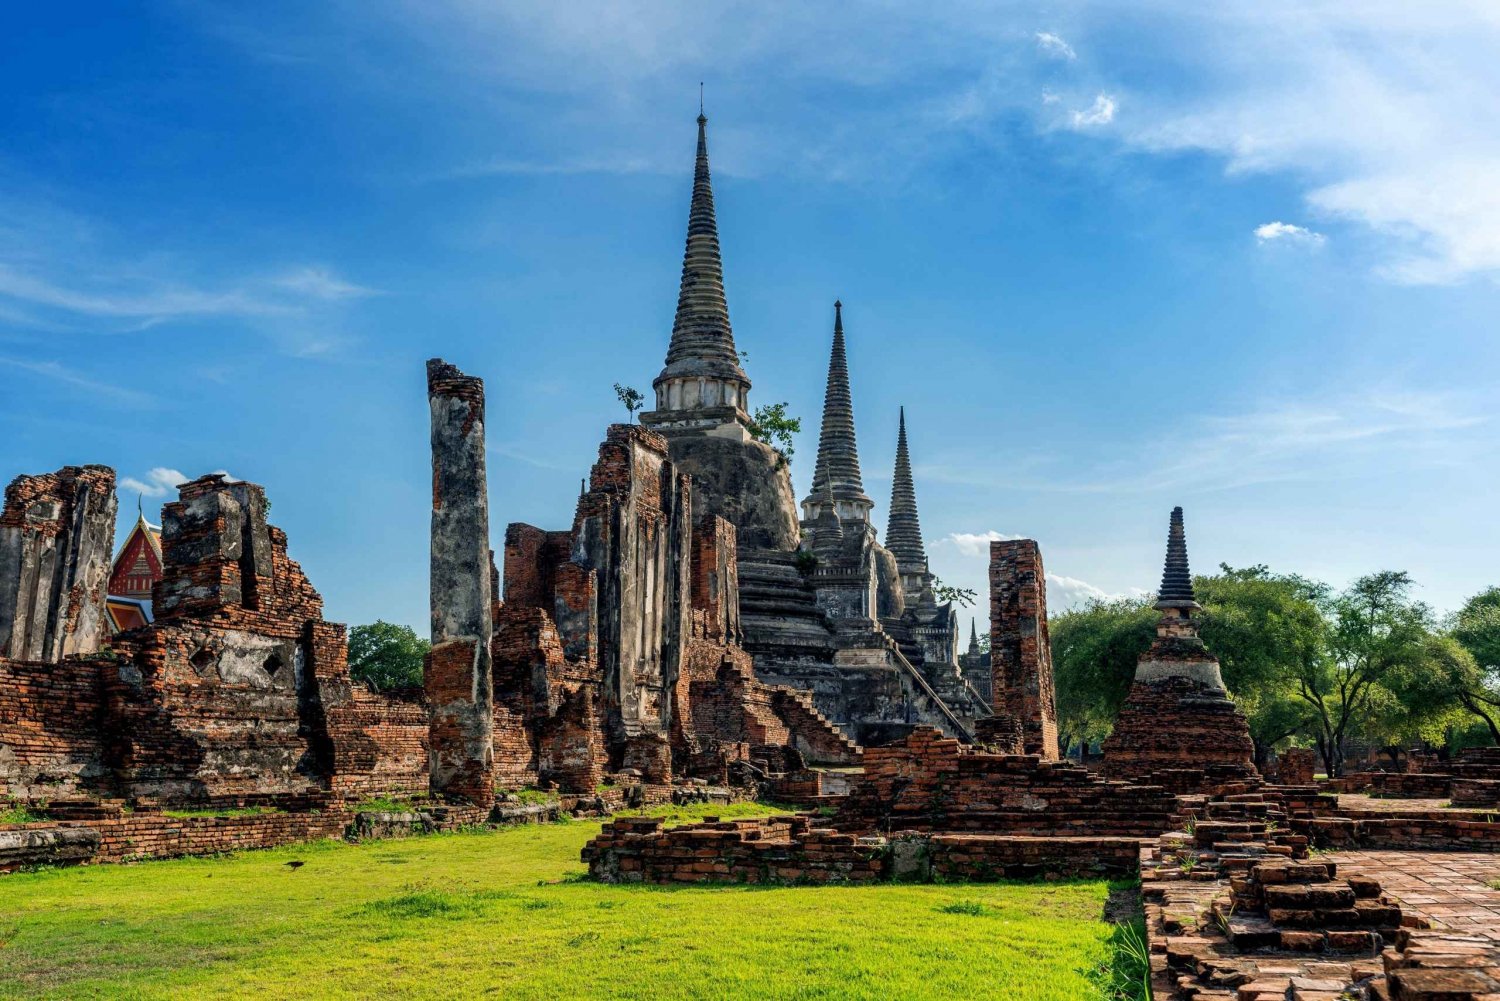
1327, 850, 1500, 942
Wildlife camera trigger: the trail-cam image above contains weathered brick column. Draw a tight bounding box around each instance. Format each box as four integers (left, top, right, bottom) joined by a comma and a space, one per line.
425, 359, 495, 806
987, 539, 1059, 760
0, 465, 117, 662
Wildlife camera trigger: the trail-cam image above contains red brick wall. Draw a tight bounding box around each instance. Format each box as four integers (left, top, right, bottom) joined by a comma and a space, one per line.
835, 727, 1176, 836
0, 656, 107, 799
988, 540, 1058, 759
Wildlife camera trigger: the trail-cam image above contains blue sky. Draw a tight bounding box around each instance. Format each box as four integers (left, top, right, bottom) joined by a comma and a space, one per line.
3, 2, 1498, 634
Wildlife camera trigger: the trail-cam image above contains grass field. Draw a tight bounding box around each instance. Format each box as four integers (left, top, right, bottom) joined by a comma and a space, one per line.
0, 803, 1144, 1000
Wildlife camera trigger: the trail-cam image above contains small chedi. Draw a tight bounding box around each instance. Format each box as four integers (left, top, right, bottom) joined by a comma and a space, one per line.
1099, 506, 1258, 794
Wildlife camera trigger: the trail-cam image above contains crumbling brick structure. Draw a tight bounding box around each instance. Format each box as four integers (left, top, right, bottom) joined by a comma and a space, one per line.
1100, 507, 1258, 794
492, 425, 860, 794
425, 359, 496, 806
0, 465, 117, 662
1, 468, 429, 806
983, 539, 1058, 759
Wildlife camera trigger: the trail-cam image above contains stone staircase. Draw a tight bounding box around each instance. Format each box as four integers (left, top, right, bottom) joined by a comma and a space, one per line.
769, 686, 862, 765
879, 636, 975, 742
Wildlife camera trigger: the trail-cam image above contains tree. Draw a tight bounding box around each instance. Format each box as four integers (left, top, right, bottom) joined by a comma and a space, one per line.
1050, 596, 1156, 752
348, 620, 430, 692
613, 383, 644, 422
1447, 587, 1500, 743
1195, 565, 1325, 767
1362, 634, 1477, 753
931, 576, 978, 608
1294, 571, 1434, 777
748, 402, 800, 467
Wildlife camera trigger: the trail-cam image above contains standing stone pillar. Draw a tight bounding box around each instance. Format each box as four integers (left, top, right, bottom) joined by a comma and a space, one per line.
0, 465, 117, 662
425, 359, 495, 806
985, 539, 1059, 760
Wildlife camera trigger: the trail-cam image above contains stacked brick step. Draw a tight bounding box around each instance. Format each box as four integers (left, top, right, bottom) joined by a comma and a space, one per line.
581, 814, 1143, 885
1376, 929, 1500, 1000
833, 727, 1177, 837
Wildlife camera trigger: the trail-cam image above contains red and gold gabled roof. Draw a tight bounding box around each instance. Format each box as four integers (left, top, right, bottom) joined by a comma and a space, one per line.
108, 512, 163, 599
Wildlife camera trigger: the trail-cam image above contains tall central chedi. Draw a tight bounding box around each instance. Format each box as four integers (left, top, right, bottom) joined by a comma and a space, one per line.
640, 113, 799, 551
1100, 507, 1258, 794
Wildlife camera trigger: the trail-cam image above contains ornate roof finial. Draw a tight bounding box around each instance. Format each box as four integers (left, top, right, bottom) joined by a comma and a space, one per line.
803, 300, 873, 522
885, 406, 927, 572
699, 81, 704, 118
968, 617, 980, 655
1157, 506, 1197, 605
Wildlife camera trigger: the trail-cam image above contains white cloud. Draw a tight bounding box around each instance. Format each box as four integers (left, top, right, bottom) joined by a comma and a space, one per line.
120, 468, 190, 498
273, 267, 379, 300
1035, 32, 1076, 60
1040, 90, 1062, 105
1254, 221, 1325, 244
937, 530, 1024, 558
1047, 573, 1147, 610
1070, 93, 1116, 128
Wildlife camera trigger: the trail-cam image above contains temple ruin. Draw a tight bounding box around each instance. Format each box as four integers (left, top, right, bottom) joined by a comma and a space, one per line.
3, 110, 1499, 1001
638, 114, 986, 744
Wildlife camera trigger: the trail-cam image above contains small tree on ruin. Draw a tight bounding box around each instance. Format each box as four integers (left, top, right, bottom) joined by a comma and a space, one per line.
613, 383, 645, 422
748, 402, 800, 468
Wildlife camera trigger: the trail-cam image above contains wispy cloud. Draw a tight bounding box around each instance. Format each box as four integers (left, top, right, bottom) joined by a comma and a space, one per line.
1255, 221, 1325, 245
1082, 389, 1488, 494
0, 356, 158, 407
1034, 32, 1076, 61
1069, 93, 1116, 128
273, 267, 380, 301
0, 192, 374, 351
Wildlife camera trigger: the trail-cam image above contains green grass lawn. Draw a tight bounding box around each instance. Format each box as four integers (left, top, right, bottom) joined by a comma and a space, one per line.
0, 803, 1143, 1000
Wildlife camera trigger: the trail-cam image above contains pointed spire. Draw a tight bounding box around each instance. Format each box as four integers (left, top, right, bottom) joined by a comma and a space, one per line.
967, 618, 981, 655
1157, 506, 1197, 604
804, 300, 873, 520
653, 112, 749, 392
885, 406, 927, 571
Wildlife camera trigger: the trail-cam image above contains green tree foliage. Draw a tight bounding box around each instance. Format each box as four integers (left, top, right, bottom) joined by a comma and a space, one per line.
1050, 596, 1155, 751
348, 620, 430, 692
931, 576, 978, 608
748, 402, 801, 467
1296, 571, 1435, 777
1447, 587, 1500, 742
1195, 566, 1325, 764
613, 383, 645, 422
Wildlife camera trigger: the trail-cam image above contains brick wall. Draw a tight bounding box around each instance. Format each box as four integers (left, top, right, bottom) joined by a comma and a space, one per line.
582, 815, 1141, 885
988, 540, 1058, 759
0, 656, 107, 799
834, 727, 1176, 836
